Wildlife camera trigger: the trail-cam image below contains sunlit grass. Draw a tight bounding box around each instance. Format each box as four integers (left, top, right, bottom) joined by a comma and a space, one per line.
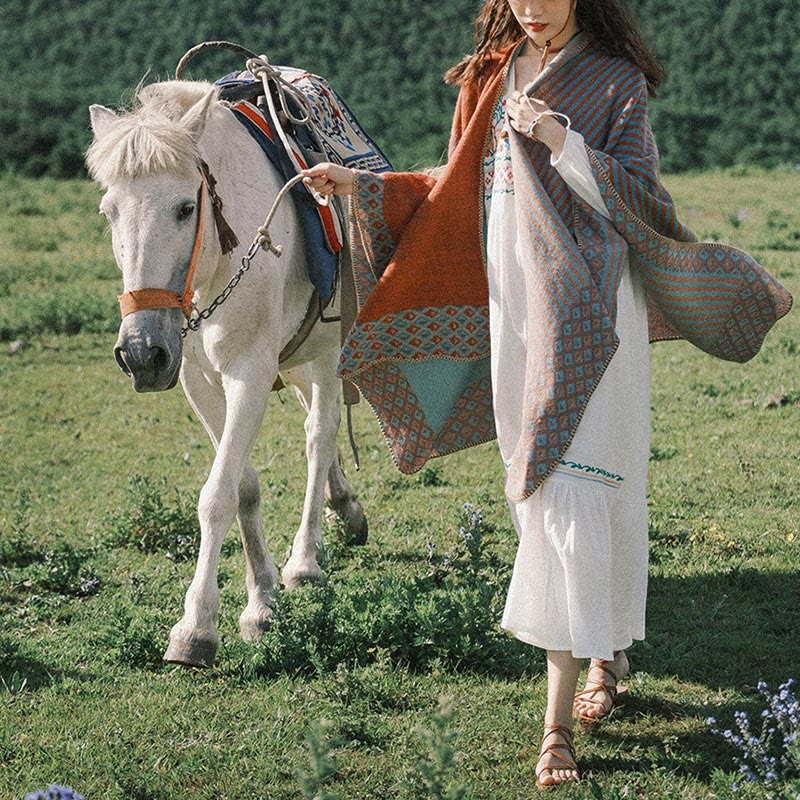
0, 172, 798, 799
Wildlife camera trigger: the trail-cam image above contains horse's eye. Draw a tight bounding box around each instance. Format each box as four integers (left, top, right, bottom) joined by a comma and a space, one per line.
177, 202, 196, 222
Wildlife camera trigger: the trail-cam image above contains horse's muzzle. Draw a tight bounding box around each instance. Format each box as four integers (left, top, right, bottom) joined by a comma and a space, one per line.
114, 342, 180, 392
114, 315, 183, 392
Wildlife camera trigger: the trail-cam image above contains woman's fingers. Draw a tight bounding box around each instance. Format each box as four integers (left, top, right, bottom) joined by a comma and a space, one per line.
302, 162, 355, 196
301, 163, 333, 193
506, 94, 551, 135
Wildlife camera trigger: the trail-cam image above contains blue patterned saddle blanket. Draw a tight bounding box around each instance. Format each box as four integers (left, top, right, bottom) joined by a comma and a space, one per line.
216, 68, 393, 301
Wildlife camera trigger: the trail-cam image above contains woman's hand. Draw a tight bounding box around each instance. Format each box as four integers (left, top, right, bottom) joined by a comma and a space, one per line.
302, 162, 356, 196
506, 92, 567, 158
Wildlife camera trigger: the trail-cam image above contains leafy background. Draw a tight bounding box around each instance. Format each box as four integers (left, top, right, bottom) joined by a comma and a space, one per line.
1, 0, 799, 176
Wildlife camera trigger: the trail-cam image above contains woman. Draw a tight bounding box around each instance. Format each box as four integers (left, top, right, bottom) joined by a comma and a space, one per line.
304, 0, 791, 788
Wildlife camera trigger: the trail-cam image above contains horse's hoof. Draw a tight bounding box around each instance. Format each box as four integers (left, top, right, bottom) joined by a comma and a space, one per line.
326, 505, 369, 546
239, 606, 274, 642
346, 514, 368, 546
163, 635, 218, 668
281, 562, 323, 591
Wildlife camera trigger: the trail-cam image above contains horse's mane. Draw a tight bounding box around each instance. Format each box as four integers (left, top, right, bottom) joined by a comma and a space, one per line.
86, 80, 217, 187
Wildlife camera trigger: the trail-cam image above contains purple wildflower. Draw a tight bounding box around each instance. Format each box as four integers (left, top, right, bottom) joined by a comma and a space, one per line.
708, 679, 800, 795
24, 785, 86, 800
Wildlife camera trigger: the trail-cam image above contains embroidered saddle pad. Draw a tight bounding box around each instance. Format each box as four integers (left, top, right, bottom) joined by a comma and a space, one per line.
216, 67, 393, 301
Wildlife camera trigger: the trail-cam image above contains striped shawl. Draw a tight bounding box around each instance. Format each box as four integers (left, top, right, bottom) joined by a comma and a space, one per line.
340, 36, 792, 501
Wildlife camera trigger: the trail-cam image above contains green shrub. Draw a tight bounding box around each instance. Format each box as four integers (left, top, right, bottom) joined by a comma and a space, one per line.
758, 210, 800, 252
99, 606, 167, 669
105, 474, 199, 562
0, 492, 101, 599
0, 290, 118, 341
415, 697, 472, 800
296, 720, 341, 800
250, 505, 531, 678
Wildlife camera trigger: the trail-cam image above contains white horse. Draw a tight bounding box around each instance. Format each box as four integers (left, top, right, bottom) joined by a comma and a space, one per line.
86, 79, 367, 668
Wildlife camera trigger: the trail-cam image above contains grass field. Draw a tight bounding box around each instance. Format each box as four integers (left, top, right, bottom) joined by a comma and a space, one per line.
0, 169, 798, 799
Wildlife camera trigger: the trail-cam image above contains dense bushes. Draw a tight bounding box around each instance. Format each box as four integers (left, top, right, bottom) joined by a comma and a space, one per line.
250, 507, 531, 678
1, 0, 799, 175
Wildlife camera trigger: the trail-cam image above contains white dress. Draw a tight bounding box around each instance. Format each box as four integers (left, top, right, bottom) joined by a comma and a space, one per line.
486, 78, 651, 661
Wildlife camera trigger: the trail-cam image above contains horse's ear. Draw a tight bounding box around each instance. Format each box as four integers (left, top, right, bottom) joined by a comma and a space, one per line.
89, 104, 119, 138
181, 88, 217, 141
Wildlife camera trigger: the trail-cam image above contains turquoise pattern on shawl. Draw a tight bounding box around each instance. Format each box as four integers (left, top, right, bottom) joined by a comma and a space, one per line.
400, 357, 492, 436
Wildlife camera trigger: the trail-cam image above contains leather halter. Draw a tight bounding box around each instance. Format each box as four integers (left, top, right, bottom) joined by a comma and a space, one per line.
117, 161, 237, 319
115, 155, 332, 373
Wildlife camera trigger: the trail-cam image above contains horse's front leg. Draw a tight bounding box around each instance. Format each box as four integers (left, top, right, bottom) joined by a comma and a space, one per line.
280, 355, 341, 588
164, 358, 275, 668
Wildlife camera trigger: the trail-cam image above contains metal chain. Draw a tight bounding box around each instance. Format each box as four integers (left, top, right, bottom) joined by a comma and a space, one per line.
180, 174, 306, 338
181, 256, 252, 337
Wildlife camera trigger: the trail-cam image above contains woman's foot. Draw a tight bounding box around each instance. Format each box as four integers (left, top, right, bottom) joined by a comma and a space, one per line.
573, 650, 629, 723
535, 725, 579, 789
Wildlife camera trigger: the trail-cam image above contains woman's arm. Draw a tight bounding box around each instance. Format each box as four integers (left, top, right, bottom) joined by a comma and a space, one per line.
550, 130, 608, 218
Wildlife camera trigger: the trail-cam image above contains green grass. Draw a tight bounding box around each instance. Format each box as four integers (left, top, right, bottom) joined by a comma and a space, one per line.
0, 170, 798, 799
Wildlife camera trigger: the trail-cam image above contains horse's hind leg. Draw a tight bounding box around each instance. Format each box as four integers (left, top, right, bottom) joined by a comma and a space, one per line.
280, 357, 363, 588
237, 462, 280, 641
289, 368, 368, 546
326, 447, 368, 545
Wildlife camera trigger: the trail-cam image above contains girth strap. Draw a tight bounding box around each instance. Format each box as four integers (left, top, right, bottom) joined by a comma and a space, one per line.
278, 289, 325, 364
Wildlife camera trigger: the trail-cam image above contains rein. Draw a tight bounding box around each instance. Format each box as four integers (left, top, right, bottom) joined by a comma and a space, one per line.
181, 173, 320, 345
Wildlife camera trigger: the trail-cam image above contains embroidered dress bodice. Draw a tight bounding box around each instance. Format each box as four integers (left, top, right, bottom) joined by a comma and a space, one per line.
483, 88, 514, 204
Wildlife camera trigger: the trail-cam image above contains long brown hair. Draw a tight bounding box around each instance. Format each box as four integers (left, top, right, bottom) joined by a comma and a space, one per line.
445, 0, 665, 94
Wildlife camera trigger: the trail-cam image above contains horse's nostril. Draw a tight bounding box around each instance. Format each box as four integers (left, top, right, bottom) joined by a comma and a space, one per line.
152, 346, 169, 374
114, 346, 131, 375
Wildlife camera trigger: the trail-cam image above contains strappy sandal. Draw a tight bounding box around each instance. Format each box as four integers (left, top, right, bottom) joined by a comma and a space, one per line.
573, 659, 629, 724
535, 725, 579, 789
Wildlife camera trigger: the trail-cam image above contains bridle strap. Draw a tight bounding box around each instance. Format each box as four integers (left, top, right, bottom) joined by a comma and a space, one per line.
199, 159, 239, 255
119, 288, 183, 317
118, 173, 208, 319
181, 180, 206, 316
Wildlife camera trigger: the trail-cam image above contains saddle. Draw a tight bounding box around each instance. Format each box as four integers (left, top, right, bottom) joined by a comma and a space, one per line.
213, 60, 393, 419
215, 66, 393, 304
